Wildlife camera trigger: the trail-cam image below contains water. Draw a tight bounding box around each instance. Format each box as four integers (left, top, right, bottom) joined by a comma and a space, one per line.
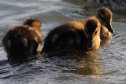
0, 0, 126, 84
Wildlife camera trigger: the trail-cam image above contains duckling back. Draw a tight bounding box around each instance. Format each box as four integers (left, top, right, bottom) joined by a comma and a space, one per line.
42, 21, 85, 56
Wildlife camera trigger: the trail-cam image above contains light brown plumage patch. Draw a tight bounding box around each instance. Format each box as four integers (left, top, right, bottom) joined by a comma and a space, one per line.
67, 19, 85, 30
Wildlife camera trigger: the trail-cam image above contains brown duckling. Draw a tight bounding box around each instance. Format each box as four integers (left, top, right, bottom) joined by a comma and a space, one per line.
41, 16, 101, 57
96, 7, 113, 41
2, 17, 42, 65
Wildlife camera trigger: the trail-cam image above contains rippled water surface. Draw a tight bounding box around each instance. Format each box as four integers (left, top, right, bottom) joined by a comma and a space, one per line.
0, 0, 126, 84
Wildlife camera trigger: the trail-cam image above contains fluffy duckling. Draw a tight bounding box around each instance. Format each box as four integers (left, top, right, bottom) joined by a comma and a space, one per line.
96, 7, 114, 40
2, 17, 42, 65
41, 17, 101, 56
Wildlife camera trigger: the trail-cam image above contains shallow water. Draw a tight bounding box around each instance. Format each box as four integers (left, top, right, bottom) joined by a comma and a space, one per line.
0, 0, 126, 84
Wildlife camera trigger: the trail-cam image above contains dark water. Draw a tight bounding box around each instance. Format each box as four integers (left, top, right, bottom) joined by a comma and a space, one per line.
0, 0, 126, 84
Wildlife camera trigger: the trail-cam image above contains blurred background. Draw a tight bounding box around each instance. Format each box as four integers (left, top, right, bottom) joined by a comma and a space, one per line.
0, 0, 126, 84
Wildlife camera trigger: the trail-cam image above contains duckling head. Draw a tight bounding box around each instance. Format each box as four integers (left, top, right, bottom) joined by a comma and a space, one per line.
23, 17, 41, 32
84, 17, 101, 49
97, 7, 113, 33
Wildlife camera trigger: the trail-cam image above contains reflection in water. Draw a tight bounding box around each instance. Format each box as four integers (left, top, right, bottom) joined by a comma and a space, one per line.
0, 50, 102, 81
45, 50, 102, 77
73, 50, 102, 79
76, 51, 101, 76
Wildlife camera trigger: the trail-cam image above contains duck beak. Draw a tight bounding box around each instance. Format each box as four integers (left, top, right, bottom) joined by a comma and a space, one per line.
103, 18, 114, 33
107, 24, 114, 33
103, 19, 114, 33
98, 13, 114, 33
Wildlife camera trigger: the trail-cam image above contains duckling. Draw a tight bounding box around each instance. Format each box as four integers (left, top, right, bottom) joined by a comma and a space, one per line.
96, 7, 113, 41
41, 17, 101, 57
2, 17, 42, 65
